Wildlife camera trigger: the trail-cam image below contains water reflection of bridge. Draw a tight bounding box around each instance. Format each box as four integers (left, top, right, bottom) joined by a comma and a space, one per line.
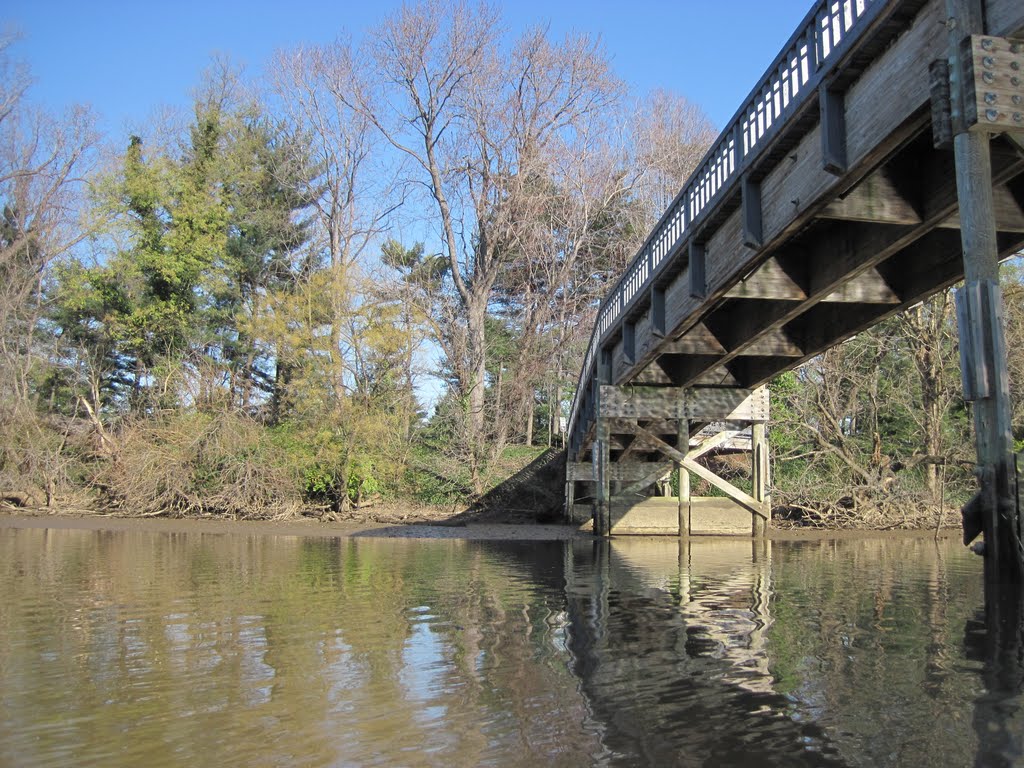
562, 538, 845, 765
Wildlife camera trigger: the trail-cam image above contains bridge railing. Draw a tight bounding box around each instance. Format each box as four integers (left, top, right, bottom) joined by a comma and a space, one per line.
568, 0, 875, 449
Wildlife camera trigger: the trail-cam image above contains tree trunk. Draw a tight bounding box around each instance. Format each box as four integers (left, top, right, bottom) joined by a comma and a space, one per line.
467, 297, 488, 494
526, 394, 534, 447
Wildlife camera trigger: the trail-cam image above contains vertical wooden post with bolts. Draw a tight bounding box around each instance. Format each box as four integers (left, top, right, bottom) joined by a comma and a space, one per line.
945, 0, 1022, 601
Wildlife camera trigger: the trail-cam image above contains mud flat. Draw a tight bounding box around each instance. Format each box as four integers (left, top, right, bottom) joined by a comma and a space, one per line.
0, 508, 963, 542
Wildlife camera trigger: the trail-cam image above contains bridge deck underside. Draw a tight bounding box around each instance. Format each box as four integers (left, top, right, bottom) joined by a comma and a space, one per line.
570, 0, 1024, 463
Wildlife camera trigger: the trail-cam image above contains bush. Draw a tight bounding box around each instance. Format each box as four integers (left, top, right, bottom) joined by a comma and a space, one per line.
0, 403, 92, 508
94, 412, 305, 518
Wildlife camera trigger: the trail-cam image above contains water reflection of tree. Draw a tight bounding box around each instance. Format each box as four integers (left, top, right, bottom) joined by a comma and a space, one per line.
767, 539, 984, 767
2, 528, 996, 768
0, 530, 601, 766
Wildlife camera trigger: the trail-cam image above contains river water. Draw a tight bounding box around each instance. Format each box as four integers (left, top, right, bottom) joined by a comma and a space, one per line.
1, 527, 1021, 767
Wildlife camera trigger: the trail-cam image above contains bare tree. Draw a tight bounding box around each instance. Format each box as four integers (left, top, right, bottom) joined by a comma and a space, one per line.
633, 89, 718, 226
893, 291, 961, 500
351, 1, 620, 491
493, 88, 714, 449
271, 41, 403, 409
0, 35, 99, 403
1001, 257, 1024, 449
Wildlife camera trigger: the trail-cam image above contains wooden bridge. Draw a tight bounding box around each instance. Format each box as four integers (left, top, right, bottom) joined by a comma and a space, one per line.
565, 0, 1024, 542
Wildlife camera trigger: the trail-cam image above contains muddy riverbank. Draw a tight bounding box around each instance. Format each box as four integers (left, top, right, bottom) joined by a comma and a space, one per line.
0, 508, 965, 543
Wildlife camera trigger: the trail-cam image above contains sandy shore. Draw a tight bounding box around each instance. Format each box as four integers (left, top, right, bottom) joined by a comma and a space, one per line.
0, 508, 963, 542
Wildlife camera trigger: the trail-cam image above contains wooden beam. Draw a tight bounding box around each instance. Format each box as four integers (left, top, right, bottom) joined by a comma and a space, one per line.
875, 227, 1019, 301
724, 254, 808, 301
688, 368, 744, 387
684, 387, 768, 422
678, 463, 690, 537
677, 414, 689, 537
632, 365, 675, 385
656, 354, 724, 387
598, 385, 686, 420
620, 465, 674, 497
703, 298, 804, 353
709, 228, 1024, 391
680, 459, 769, 520
569, 461, 674, 483
565, 471, 575, 522
937, 180, 1024, 233
600, 385, 767, 424
818, 167, 922, 224
686, 430, 742, 461
734, 328, 804, 357
821, 267, 901, 304
930, 58, 954, 149
661, 322, 728, 355
960, 34, 1024, 134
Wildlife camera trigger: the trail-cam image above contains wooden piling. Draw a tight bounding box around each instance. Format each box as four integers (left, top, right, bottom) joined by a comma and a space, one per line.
595, 420, 610, 537
946, 0, 1021, 592
678, 465, 690, 538
752, 421, 769, 538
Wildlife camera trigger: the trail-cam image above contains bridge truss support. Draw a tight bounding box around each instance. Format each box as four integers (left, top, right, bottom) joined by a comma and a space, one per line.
565, 386, 770, 537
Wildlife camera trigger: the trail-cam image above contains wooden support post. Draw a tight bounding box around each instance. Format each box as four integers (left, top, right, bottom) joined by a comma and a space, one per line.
752, 422, 769, 538
598, 347, 613, 386
565, 468, 576, 524
946, 0, 1021, 592
678, 416, 690, 538
678, 464, 691, 538
594, 419, 610, 537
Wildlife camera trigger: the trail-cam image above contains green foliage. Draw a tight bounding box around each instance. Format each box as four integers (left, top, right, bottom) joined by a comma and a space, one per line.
380, 239, 448, 288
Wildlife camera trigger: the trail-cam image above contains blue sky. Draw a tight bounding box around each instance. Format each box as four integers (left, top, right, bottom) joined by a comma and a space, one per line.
5, 0, 813, 138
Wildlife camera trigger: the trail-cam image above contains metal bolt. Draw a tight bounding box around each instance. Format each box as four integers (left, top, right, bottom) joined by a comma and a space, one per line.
1012, 42, 1022, 54
984, 56, 996, 68
986, 108, 1000, 121
1013, 61, 1021, 71
982, 38, 994, 50
985, 92, 998, 104
1016, 113, 1024, 123
983, 71, 996, 84
1013, 77, 1022, 87
1015, 95, 1023, 105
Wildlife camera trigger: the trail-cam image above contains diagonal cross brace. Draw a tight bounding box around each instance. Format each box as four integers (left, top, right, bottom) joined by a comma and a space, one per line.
687, 430, 742, 462
620, 464, 675, 498
632, 424, 769, 520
